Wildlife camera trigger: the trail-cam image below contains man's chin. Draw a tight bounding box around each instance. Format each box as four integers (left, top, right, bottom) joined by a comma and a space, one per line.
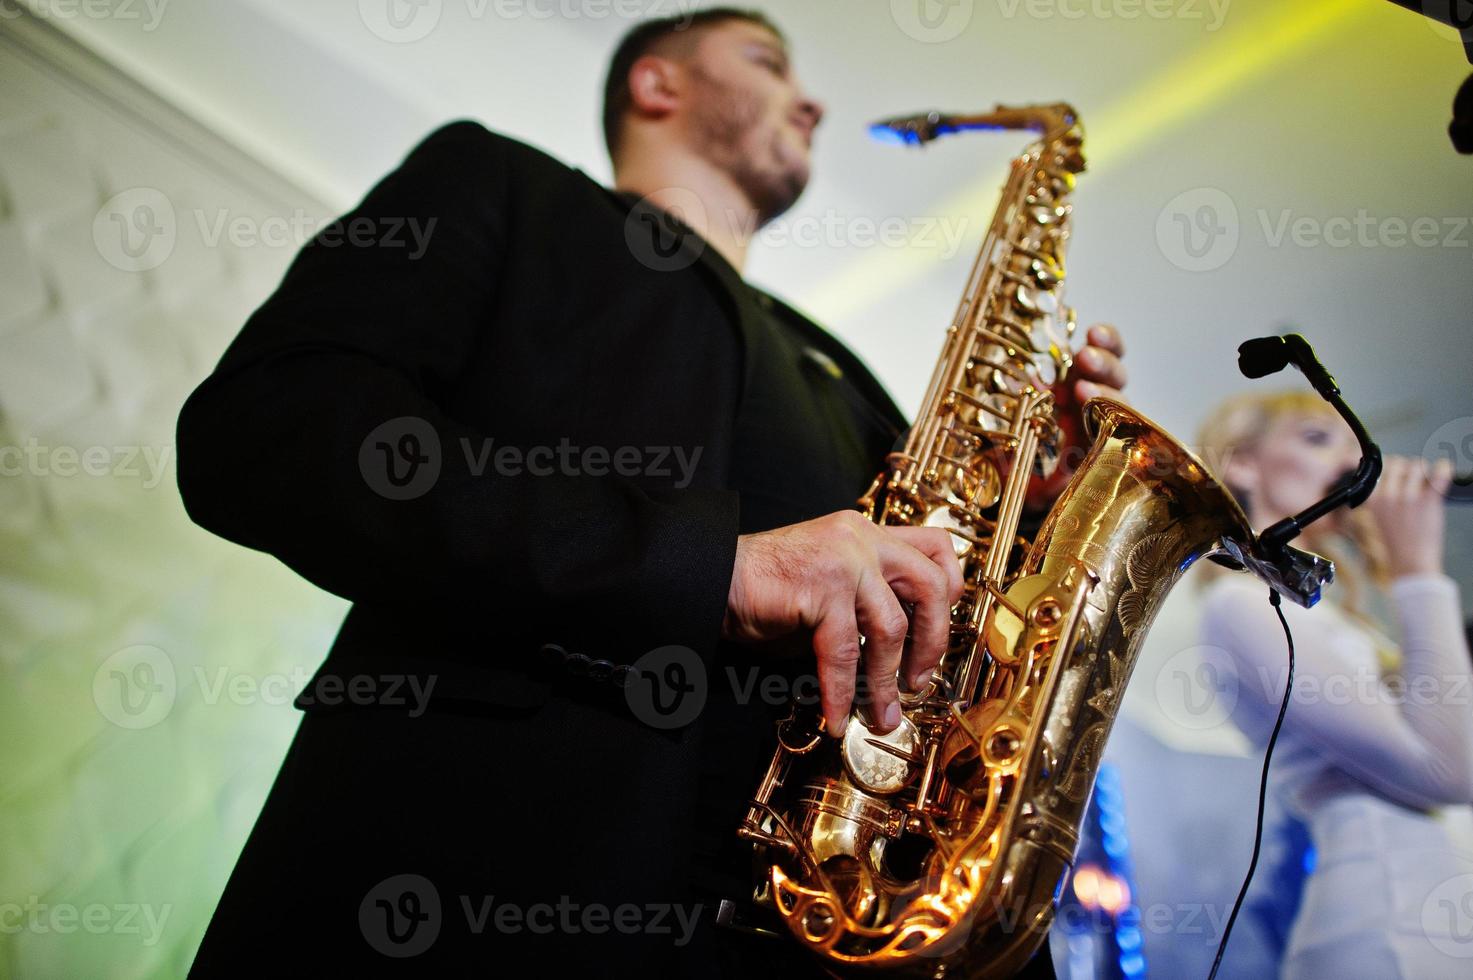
752, 168, 809, 227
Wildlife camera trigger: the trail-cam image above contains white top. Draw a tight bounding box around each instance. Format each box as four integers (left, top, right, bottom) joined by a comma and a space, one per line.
1201, 572, 1473, 977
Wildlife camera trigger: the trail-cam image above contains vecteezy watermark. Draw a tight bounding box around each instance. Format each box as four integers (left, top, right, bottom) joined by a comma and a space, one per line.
0, 439, 172, 489
195, 209, 437, 259
93, 645, 176, 730
1257, 209, 1471, 250
361, 874, 442, 957
1419, 0, 1473, 46
1150, 641, 1473, 730
1053, 899, 1239, 938
357, 0, 699, 43
624, 188, 708, 273
890, 0, 975, 43
0, 898, 172, 946
1254, 666, 1473, 709
359, 874, 703, 956
1156, 186, 1471, 271
621, 654, 938, 731
460, 438, 704, 487
0, 0, 170, 31
93, 188, 176, 273
358, 418, 707, 501
92, 645, 439, 729
1421, 873, 1473, 956
625, 645, 707, 729
623, 193, 976, 271
359, 417, 443, 502
754, 210, 973, 259
1423, 417, 1473, 504
994, 0, 1230, 31
1151, 644, 1240, 731
917, 893, 1242, 943
1155, 187, 1240, 273
91, 191, 438, 272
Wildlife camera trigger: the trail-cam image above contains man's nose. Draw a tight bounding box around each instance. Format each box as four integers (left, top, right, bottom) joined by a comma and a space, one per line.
798, 91, 825, 132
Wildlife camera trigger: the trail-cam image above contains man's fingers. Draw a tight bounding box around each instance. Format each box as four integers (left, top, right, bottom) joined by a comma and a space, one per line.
869, 527, 961, 696
854, 569, 907, 733
1395, 456, 1418, 499
1428, 456, 1455, 497
1075, 345, 1127, 391
895, 581, 951, 692
1087, 323, 1124, 357
812, 607, 861, 738
1073, 381, 1123, 405
1383, 455, 1411, 501
882, 526, 965, 603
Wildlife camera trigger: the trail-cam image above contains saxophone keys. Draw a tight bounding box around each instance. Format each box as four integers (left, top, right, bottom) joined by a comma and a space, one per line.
940, 701, 1027, 795
1025, 199, 1070, 227
1012, 282, 1059, 319
842, 712, 923, 796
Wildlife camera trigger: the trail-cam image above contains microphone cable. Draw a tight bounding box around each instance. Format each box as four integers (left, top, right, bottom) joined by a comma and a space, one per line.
1207, 588, 1295, 980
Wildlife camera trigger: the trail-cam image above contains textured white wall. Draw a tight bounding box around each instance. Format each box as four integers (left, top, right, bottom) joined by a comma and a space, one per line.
0, 19, 347, 975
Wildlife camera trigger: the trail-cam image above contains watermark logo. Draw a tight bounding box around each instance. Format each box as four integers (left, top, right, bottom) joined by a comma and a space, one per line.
360, 417, 443, 501
1423, 417, 1473, 503
1155, 187, 1239, 272
1420, 0, 1473, 44
359, 0, 443, 42
1153, 644, 1239, 730
1421, 873, 1473, 955
0, 439, 172, 488
92, 644, 176, 730
196, 209, 438, 258
624, 645, 706, 729
624, 189, 707, 273
361, 874, 442, 957
0, 0, 171, 32
994, 0, 1230, 31
0, 898, 172, 945
1257, 209, 1469, 249
93, 188, 175, 272
891, 0, 975, 42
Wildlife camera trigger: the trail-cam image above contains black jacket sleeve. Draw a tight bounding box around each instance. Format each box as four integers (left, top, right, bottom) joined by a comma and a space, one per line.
174, 122, 741, 659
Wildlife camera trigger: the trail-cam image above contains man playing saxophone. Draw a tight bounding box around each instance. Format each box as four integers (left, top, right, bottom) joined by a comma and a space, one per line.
177, 7, 1126, 977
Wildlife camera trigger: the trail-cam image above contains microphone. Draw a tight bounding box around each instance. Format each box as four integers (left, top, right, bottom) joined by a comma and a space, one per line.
1236, 337, 1293, 379
1239, 333, 1472, 504
1236, 334, 1341, 401
1235, 333, 1383, 557
1454, 73, 1473, 155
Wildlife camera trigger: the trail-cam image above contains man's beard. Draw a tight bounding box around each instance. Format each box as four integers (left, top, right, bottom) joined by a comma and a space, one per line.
687, 66, 808, 227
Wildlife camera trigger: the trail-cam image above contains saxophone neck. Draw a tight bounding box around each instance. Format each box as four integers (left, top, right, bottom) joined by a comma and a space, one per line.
870, 103, 1085, 168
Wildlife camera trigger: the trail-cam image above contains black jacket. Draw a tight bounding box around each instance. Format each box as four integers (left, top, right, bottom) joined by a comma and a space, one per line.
178, 121, 916, 976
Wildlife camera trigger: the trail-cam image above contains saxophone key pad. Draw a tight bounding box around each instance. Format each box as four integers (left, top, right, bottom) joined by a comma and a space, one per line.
841, 712, 922, 796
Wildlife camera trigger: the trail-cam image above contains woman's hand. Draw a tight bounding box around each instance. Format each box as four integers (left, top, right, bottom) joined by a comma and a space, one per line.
1363, 454, 1453, 578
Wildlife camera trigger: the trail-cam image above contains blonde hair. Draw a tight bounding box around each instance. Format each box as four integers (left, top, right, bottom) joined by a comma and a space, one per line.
1195, 390, 1390, 618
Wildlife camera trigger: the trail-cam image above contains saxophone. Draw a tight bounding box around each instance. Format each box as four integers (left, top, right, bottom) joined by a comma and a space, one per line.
735, 104, 1333, 977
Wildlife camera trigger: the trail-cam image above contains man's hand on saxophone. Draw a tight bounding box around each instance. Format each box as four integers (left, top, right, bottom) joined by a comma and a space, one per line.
721, 323, 1129, 742
722, 513, 965, 739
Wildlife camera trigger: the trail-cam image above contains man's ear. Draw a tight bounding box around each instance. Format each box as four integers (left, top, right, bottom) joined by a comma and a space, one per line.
627, 54, 682, 119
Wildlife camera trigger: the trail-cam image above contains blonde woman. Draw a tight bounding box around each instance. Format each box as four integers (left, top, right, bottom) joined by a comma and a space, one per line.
1198, 391, 1473, 978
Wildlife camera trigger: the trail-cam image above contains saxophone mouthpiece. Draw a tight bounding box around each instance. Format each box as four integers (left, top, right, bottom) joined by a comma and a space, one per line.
869, 111, 949, 146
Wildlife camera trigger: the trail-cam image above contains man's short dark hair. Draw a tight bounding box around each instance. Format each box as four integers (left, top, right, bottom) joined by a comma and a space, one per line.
602, 7, 785, 162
